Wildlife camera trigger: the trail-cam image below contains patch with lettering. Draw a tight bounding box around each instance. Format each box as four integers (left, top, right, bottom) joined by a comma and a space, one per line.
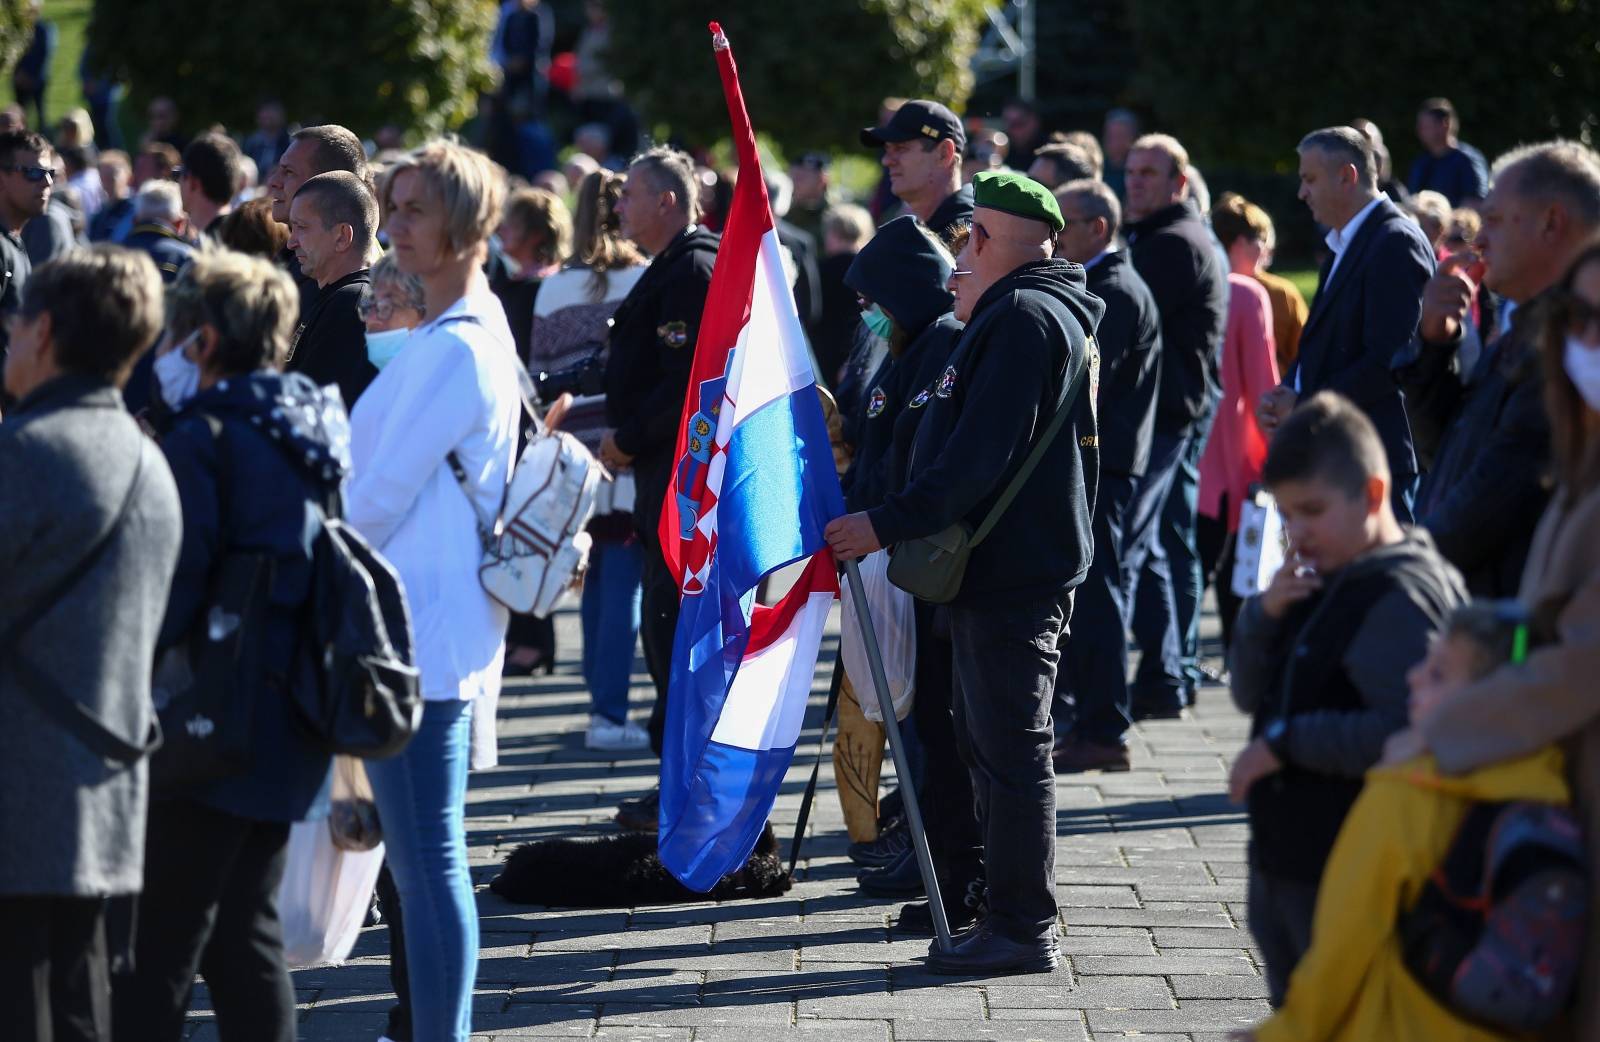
866, 387, 887, 418
935, 366, 958, 399
657, 320, 689, 349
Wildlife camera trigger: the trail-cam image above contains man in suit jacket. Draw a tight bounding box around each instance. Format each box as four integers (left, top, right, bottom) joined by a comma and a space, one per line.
0, 246, 183, 1034
1260, 126, 1434, 520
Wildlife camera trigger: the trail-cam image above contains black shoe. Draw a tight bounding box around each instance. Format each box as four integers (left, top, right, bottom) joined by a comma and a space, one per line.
615, 787, 660, 832
895, 900, 979, 937
927, 924, 1059, 976
1052, 736, 1132, 773
878, 787, 903, 828
857, 847, 924, 897
847, 819, 909, 867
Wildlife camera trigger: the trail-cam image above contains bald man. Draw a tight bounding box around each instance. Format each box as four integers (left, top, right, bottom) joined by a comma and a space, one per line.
826, 172, 1103, 976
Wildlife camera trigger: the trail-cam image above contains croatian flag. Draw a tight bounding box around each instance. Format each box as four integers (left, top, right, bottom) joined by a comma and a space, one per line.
656, 22, 847, 891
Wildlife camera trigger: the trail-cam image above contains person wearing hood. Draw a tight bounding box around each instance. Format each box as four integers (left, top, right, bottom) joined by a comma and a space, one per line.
113, 249, 346, 1041
1225, 392, 1466, 1007
827, 171, 1103, 975
835, 216, 976, 925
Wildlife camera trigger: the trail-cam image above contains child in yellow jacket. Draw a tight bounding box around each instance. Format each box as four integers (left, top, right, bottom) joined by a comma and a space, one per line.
1232, 603, 1573, 1042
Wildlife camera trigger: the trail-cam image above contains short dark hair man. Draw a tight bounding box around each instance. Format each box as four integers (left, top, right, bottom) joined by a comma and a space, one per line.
1260, 126, 1434, 521
266, 124, 370, 308
0, 246, 183, 1028
827, 172, 1103, 976
179, 131, 244, 237
285, 170, 379, 408
600, 146, 719, 816
861, 100, 972, 241
1028, 141, 1099, 190
1120, 132, 1228, 717
1001, 96, 1045, 172
1048, 178, 1165, 773
1398, 140, 1600, 595
1407, 98, 1490, 207
0, 129, 52, 347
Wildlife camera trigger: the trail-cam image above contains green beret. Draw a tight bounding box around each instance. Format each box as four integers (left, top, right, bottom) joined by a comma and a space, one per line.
972, 170, 1064, 233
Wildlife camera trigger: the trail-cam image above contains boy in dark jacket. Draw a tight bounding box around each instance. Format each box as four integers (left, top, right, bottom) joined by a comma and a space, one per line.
1227, 391, 1465, 1005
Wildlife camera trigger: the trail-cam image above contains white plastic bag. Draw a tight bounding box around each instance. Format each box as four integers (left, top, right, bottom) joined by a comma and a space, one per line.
1232, 488, 1287, 599
277, 816, 385, 968
840, 550, 916, 721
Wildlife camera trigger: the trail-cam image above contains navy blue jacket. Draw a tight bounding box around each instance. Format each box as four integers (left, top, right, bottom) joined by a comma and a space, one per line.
1086, 251, 1162, 478
158, 371, 349, 823
1406, 143, 1490, 206
1291, 197, 1434, 481
124, 222, 194, 284
870, 259, 1103, 605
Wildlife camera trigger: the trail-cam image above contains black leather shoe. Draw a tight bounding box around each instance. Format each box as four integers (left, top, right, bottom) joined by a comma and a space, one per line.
1052, 736, 1132, 773
614, 787, 659, 831
1130, 701, 1184, 722
857, 847, 924, 897
847, 819, 909, 867
927, 924, 1059, 976
895, 900, 979, 937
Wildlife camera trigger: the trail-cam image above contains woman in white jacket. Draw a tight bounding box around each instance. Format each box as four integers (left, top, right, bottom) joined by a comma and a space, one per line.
345, 140, 519, 1042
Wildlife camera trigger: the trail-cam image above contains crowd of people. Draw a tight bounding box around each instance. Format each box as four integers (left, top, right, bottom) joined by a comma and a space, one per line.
1, 14, 1598, 1041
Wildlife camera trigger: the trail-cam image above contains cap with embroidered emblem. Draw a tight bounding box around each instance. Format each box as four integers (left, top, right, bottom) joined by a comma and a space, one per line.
860, 100, 965, 152
971, 170, 1064, 233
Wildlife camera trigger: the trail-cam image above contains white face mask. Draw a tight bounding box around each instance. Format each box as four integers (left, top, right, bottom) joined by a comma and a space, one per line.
154, 331, 201, 410
365, 327, 410, 371
1564, 335, 1600, 412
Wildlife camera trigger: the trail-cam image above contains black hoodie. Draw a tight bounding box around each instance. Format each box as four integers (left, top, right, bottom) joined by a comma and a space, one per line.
869, 259, 1105, 605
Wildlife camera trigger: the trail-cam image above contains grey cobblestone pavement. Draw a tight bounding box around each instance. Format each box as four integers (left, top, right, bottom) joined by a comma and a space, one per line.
189, 602, 1266, 1041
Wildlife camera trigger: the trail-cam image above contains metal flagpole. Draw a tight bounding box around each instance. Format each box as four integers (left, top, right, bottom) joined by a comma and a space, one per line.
841, 557, 954, 953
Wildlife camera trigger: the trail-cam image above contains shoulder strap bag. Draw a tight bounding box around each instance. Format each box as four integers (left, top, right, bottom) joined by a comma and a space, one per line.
886, 354, 1088, 604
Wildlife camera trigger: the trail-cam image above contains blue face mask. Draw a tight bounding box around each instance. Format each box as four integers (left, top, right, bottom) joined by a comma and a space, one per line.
365, 327, 410, 370
861, 304, 894, 340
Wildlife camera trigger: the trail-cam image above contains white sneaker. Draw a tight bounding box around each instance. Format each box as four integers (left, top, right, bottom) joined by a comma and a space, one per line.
586, 715, 650, 751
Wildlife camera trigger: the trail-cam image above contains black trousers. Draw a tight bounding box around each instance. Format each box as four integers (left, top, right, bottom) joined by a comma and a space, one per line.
1057, 471, 1138, 746
640, 536, 682, 757
948, 589, 1069, 943
1247, 865, 1319, 1007
0, 895, 109, 1042
112, 799, 294, 1042
1196, 502, 1242, 654
909, 603, 981, 911
376, 864, 412, 1041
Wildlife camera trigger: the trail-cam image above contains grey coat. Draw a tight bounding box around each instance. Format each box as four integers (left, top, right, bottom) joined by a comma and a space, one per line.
0, 375, 182, 896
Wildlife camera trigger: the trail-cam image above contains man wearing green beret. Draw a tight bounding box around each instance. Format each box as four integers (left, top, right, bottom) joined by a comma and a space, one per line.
826, 170, 1103, 975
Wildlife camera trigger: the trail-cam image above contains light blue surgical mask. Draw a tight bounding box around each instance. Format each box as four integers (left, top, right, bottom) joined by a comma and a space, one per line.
154, 331, 202, 410
365, 327, 410, 371
861, 304, 895, 341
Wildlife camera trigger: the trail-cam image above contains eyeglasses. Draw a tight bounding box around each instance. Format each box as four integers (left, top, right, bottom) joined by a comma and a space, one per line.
2, 164, 53, 183
356, 294, 395, 323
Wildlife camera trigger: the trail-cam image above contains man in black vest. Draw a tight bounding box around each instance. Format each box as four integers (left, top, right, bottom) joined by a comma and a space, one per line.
601, 146, 718, 827
828, 172, 1101, 975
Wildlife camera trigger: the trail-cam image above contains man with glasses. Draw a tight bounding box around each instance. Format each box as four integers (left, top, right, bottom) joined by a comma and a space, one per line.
285, 170, 378, 409
0, 130, 54, 360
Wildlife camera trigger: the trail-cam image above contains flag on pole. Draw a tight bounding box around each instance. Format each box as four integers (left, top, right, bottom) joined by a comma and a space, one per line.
656, 21, 847, 891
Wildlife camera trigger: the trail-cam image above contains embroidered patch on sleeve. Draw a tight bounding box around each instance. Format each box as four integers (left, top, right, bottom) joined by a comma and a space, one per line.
657, 320, 690, 348
935, 365, 958, 399
866, 387, 887, 418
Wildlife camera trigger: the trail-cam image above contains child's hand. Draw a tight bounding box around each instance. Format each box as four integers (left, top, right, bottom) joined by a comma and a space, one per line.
1229, 737, 1283, 804
1260, 558, 1322, 619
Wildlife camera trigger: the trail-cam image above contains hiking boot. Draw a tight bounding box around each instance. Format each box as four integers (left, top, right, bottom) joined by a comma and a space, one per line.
857, 847, 924, 897
927, 923, 1059, 976
614, 787, 660, 831
847, 818, 909, 867
1052, 736, 1132, 773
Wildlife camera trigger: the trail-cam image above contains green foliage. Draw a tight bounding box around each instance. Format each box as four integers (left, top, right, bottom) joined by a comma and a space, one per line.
1126, 0, 1600, 174
85, 0, 498, 140
0, 0, 33, 81
606, 0, 993, 155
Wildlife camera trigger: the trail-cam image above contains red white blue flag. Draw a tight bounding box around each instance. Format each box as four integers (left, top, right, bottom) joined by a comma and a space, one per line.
656, 21, 846, 890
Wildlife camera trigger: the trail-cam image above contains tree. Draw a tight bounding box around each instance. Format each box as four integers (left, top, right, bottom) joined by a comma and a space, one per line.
85, 0, 498, 140
1126, 0, 1600, 175
605, 0, 993, 155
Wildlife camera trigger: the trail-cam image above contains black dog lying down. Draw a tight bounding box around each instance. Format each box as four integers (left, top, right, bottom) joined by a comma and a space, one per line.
489, 820, 793, 907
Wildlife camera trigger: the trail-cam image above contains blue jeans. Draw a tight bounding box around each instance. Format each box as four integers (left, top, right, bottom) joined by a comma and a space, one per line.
367, 700, 476, 1042
580, 538, 644, 725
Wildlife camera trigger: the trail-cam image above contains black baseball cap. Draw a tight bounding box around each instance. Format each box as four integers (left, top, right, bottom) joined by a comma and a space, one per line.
860, 100, 965, 152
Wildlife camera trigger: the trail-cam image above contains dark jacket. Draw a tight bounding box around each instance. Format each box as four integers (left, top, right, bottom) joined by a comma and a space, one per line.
813, 250, 860, 387
869, 259, 1104, 605
1291, 197, 1433, 480
1396, 297, 1551, 596
1406, 143, 1490, 206
158, 371, 348, 823
1229, 529, 1465, 882
123, 221, 194, 284
604, 225, 719, 529
1086, 251, 1162, 477
777, 217, 821, 334
286, 268, 377, 410
925, 183, 974, 243
88, 196, 134, 243
490, 269, 541, 365
1126, 202, 1228, 436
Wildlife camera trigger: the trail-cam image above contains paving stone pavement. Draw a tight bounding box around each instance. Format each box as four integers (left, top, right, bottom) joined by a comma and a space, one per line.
187, 600, 1265, 1041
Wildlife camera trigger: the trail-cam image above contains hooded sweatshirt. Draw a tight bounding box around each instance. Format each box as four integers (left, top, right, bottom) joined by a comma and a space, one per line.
868, 258, 1104, 605
1255, 748, 1570, 1042
158, 369, 350, 823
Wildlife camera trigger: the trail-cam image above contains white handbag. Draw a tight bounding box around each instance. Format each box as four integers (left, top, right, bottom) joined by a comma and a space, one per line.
448, 357, 606, 618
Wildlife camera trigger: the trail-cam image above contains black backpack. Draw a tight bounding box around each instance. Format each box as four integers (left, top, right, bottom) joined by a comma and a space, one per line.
1399, 799, 1589, 1033
291, 512, 422, 759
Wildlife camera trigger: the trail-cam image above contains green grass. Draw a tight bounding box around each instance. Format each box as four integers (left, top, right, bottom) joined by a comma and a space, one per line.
4, 0, 90, 128
1279, 268, 1319, 303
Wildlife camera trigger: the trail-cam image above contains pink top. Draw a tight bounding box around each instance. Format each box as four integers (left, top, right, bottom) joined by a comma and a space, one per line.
1199, 274, 1280, 530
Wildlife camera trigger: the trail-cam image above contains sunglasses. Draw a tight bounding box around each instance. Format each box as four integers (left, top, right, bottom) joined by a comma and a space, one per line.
2, 164, 53, 183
